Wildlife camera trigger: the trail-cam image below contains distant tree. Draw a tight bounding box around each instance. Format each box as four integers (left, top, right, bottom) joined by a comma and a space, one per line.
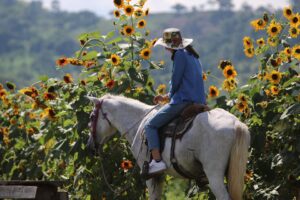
51, 0, 60, 12
290, 0, 300, 11
241, 2, 252, 12
215, 0, 233, 11
207, 0, 218, 10
171, 3, 187, 14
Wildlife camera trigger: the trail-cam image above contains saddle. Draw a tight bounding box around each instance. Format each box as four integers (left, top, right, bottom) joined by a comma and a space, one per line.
143, 103, 210, 187
159, 103, 210, 141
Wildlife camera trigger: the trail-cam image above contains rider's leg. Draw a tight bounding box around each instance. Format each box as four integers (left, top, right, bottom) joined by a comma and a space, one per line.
145, 102, 190, 174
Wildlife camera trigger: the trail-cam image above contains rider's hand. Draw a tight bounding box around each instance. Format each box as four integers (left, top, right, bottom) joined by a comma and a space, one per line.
153, 95, 165, 104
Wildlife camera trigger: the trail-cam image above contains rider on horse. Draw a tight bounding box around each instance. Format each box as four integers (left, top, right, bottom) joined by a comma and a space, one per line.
145, 28, 207, 176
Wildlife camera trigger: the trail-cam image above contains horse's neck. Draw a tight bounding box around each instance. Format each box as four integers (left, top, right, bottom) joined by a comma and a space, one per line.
107, 97, 152, 145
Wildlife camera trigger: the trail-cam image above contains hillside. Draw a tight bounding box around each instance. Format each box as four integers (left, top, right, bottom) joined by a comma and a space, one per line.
0, 0, 278, 87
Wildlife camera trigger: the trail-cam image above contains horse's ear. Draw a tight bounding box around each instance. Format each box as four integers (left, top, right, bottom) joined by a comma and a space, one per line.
86, 96, 100, 105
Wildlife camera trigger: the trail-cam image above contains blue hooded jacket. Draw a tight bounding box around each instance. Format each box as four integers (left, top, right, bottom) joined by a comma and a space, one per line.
169, 49, 206, 105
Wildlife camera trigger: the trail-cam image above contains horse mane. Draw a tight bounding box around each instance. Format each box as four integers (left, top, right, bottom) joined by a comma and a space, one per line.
102, 94, 152, 109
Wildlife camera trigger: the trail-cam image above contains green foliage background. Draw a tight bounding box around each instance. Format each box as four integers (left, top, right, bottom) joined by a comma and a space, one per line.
0, 0, 299, 199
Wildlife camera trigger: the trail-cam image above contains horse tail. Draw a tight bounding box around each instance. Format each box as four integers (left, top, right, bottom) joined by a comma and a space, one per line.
227, 122, 250, 200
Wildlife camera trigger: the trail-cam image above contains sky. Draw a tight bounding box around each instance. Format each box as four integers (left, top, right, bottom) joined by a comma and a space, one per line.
23, 0, 291, 17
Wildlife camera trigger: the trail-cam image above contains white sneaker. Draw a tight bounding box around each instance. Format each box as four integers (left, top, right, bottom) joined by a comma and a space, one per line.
148, 160, 167, 175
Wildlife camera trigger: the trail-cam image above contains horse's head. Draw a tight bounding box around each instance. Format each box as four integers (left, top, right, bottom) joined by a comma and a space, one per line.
86, 96, 117, 153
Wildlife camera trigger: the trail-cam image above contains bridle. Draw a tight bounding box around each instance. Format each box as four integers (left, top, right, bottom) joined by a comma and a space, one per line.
89, 98, 160, 150
89, 99, 112, 148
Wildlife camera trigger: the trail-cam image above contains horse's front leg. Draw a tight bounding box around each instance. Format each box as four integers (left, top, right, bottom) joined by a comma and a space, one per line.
146, 175, 165, 200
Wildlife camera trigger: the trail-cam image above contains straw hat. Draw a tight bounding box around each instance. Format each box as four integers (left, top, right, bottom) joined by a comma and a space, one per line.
154, 28, 193, 50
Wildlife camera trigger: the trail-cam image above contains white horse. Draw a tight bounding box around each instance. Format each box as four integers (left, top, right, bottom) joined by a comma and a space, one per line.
87, 94, 250, 200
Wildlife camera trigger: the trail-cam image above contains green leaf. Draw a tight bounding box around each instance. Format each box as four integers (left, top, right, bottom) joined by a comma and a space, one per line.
82, 51, 98, 61
280, 103, 300, 120
107, 37, 123, 45
282, 76, 300, 89
102, 30, 115, 40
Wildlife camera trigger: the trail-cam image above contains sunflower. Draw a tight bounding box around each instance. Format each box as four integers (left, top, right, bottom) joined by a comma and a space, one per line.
236, 102, 247, 112
270, 86, 280, 96
113, 0, 124, 9
267, 37, 278, 47
56, 57, 69, 67
134, 8, 143, 18
244, 47, 255, 58
140, 48, 151, 60
43, 92, 57, 100
208, 86, 219, 98
264, 89, 271, 96
113, 10, 121, 18
243, 107, 251, 118
256, 38, 265, 47
110, 54, 121, 65
63, 74, 73, 84
121, 160, 133, 172
106, 79, 115, 89
144, 8, 149, 16
202, 73, 207, 81
138, 0, 147, 7
267, 21, 282, 37
218, 60, 232, 70
243, 36, 253, 48
284, 47, 292, 56
19, 87, 39, 99
250, 19, 266, 31
290, 13, 300, 27
0, 89, 6, 98
41, 107, 56, 120
292, 45, 300, 60
283, 7, 293, 20
156, 84, 166, 95
289, 27, 299, 38
222, 78, 237, 92
68, 58, 84, 66
238, 94, 248, 105
223, 65, 237, 79
123, 5, 134, 16
123, 25, 134, 36
151, 38, 158, 47
137, 19, 146, 28
263, 13, 269, 23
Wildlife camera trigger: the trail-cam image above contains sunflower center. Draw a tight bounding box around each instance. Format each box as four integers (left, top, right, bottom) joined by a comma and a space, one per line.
126, 28, 132, 34
271, 27, 278, 33
124, 162, 129, 167
114, 0, 122, 6
227, 69, 233, 75
291, 28, 297, 34
126, 8, 132, 13
293, 17, 299, 23
296, 49, 300, 54
272, 74, 278, 80
143, 51, 149, 56
211, 90, 216, 95
139, 21, 144, 26
112, 57, 117, 62
258, 20, 264, 26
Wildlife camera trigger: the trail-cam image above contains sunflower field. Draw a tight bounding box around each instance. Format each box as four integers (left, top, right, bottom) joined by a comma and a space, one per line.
0, 0, 299, 199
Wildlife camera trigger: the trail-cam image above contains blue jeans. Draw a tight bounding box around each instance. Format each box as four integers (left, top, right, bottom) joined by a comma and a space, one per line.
145, 102, 190, 150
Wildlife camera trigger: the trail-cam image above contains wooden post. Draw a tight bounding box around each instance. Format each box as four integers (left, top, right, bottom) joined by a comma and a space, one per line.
0, 181, 68, 200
